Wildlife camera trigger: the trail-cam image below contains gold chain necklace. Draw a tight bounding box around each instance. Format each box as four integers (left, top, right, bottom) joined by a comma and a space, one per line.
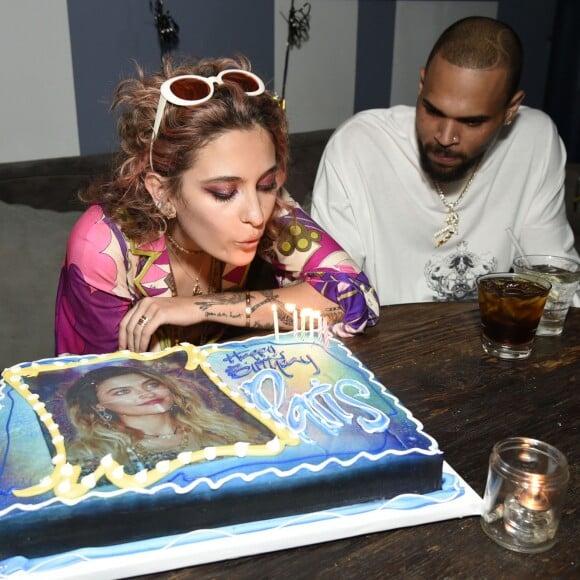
165, 237, 222, 346
432, 159, 481, 247
167, 242, 208, 295
167, 232, 204, 255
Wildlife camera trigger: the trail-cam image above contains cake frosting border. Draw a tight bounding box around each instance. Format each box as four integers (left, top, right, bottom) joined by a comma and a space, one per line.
0, 332, 458, 574
0, 463, 482, 579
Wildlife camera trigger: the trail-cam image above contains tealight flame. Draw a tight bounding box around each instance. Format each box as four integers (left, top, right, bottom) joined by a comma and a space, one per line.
518, 476, 550, 511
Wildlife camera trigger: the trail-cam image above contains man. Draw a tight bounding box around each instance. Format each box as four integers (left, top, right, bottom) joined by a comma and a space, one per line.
311, 16, 579, 305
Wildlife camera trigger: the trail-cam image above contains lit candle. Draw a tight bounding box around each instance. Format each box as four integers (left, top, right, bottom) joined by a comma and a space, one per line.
481, 438, 568, 553
272, 304, 279, 340
503, 475, 555, 545
518, 479, 550, 511
323, 318, 331, 349
309, 310, 315, 340
285, 303, 298, 335
300, 308, 311, 338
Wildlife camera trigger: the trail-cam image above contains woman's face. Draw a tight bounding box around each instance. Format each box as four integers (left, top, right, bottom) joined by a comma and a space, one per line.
171, 125, 279, 266
95, 373, 174, 417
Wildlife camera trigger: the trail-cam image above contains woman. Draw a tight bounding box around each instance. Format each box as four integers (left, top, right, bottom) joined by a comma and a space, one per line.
65, 365, 271, 472
55, 55, 379, 355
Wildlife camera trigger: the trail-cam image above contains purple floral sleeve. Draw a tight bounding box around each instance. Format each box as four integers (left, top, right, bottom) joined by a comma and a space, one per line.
260, 196, 380, 334
55, 206, 133, 355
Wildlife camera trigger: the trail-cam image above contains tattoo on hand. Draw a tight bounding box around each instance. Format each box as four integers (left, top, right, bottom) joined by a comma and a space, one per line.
322, 306, 343, 323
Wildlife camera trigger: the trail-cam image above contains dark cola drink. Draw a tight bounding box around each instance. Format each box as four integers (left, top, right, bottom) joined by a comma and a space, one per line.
477, 273, 551, 360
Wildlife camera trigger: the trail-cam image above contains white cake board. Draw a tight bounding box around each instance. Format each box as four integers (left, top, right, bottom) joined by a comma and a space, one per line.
0, 462, 482, 579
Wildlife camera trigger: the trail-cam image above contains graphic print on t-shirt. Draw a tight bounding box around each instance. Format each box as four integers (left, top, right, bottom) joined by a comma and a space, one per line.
424, 241, 497, 302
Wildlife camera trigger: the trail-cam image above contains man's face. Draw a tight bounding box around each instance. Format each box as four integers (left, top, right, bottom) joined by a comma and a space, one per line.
416, 53, 523, 182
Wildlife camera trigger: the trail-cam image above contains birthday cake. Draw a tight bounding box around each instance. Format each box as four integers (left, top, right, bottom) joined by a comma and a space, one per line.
0, 331, 444, 573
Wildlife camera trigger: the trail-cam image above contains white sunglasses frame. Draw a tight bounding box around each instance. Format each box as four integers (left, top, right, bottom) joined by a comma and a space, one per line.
149, 69, 266, 170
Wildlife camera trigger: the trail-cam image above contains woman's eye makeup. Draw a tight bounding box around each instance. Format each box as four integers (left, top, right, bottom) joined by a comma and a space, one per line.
206, 186, 238, 201
257, 179, 277, 192
205, 179, 277, 201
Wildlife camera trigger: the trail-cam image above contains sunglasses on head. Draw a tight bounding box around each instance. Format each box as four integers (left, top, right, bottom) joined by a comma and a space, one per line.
150, 69, 266, 169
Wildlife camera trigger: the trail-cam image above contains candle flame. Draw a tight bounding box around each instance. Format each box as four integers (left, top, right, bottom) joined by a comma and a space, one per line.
518, 475, 550, 511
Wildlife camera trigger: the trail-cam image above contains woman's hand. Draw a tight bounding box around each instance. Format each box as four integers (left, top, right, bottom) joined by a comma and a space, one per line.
119, 296, 200, 352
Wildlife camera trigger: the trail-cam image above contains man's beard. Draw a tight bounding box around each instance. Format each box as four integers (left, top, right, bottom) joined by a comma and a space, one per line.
418, 140, 481, 183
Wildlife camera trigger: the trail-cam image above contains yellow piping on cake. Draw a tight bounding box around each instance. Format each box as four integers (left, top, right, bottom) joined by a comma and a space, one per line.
4, 344, 298, 501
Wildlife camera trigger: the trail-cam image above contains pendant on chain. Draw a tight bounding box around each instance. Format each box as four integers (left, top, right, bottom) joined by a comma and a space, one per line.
432, 158, 481, 248
434, 209, 460, 247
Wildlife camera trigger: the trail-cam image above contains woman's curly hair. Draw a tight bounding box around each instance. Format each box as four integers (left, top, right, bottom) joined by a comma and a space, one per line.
81, 55, 289, 244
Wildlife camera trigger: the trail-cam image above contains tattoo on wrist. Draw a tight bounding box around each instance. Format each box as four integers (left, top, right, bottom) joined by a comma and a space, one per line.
323, 306, 343, 323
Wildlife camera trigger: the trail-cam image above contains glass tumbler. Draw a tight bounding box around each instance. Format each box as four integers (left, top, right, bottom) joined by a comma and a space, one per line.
481, 437, 569, 553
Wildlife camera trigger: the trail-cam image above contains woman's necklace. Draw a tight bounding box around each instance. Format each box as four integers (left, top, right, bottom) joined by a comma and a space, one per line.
167, 242, 206, 295
167, 232, 204, 255
165, 232, 223, 346
141, 426, 178, 440
135, 430, 191, 454
432, 158, 481, 247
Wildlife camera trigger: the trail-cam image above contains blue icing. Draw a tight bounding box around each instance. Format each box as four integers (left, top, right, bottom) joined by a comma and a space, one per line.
0, 472, 463, 576
204, 334, 436, 455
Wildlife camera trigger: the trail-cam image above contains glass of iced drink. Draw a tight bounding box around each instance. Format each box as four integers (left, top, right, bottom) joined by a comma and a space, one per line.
512, 255, 580, 336
476, 273, 551, 360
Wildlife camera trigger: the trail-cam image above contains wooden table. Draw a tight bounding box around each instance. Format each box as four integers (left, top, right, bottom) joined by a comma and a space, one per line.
137, 303, 579, 579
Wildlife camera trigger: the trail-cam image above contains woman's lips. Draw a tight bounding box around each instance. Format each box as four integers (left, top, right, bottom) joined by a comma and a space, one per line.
141, 398, 165, 406
237, 239, 260, 251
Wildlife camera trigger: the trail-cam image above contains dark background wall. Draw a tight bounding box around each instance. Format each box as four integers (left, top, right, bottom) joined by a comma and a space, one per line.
1, 0, 578, 163
67, 0, 274, 156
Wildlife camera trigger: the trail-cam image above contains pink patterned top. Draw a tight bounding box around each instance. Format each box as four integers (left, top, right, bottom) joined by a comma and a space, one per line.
55, 197, 379, 355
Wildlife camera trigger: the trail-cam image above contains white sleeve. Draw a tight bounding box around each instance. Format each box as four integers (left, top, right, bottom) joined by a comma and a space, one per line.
519, 117, 578, 259
311, 140, 366, 272
517, 114, 580, 306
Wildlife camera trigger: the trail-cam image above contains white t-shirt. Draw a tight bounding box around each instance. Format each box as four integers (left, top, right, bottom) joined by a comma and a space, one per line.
311, 105, 579, 305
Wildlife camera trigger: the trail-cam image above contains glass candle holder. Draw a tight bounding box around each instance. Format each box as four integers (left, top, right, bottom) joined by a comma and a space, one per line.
481, 437, 569, 553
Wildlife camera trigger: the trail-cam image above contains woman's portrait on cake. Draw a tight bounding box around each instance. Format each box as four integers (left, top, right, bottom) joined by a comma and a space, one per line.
62, 363, 273, 474
17, 349, 275, 480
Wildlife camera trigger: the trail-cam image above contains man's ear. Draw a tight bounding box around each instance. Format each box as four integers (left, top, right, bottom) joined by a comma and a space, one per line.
418, 67, 426, 95
505, 89, 525, 126
144, 172, 176, 218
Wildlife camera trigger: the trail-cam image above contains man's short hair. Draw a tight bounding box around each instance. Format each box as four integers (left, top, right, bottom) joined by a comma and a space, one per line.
425, 16, 523, 99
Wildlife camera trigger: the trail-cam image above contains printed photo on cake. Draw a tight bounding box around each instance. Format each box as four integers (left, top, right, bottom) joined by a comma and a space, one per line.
25, 350, 274, 480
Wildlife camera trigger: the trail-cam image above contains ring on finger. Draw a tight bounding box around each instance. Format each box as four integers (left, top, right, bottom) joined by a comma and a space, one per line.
138, 315, 149, 327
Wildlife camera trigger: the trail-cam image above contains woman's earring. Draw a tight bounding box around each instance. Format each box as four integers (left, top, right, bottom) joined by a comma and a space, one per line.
156, 199, 176, 219
96, 407, 113, 424
164, 203, 177, 219
170, 403, 181, 415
